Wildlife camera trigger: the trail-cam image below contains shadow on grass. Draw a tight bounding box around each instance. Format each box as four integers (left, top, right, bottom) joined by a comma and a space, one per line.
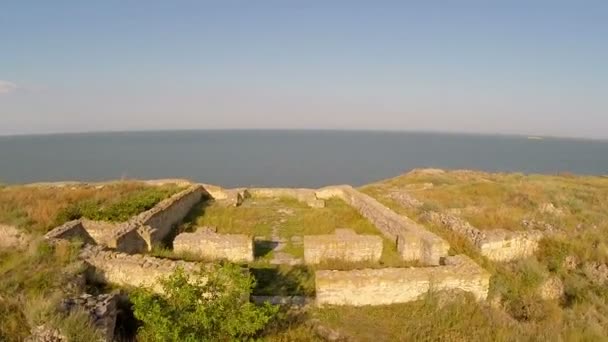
254, 240, 279, 258
251, 265, 315, 297
159, 197, 213, 249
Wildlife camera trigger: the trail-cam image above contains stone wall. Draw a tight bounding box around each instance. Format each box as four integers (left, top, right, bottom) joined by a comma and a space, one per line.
422, 211, 542, 262
303, 229, 383, 264
315, 255, 490, 306
80, 219, 121, 247
247, 188, 325, 208
316, 186, 449, 265
44, 220, 96, 245
81, 246, 201, 293
479, 229, 543, 262
173, 229, 254, 262
201, 184, 246, 207
135, 185, 206, 245
60, 293, 118, 342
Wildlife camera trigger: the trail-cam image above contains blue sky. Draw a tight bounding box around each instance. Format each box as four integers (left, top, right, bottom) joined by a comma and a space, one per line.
1, 1, 607, 138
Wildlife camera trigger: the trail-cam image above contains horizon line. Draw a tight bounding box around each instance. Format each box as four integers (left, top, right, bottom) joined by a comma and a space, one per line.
1, 128, 607, 143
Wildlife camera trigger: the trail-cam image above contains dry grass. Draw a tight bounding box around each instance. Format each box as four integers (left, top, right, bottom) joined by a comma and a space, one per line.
356, 169, 608, 340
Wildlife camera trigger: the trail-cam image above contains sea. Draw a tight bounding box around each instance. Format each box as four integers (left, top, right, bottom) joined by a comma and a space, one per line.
1, 130, 607, 187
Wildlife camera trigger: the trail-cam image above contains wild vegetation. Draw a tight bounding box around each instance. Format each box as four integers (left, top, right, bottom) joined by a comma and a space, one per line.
131, 265, 278, 341
0, 182, 182, 234
2, 171, 608, 340
0, 239, 102, 341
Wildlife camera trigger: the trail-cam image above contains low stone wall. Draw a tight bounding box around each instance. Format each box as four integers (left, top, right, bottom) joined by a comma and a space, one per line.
303, 229, 383, 264
247, 188, 325, 208
135, 185, 206, 245
60, 293, 118, 342
316, 186, 449, 265
80, 219, 121, 247
201, 184, 246, 207
479, 229, 543, 262
44, 220, 95, 245
81, 246, 201, 293
421, 211, 542, 262
107, 185, 206, 253
315, 255, 490, 306
0, 224, 30, 249
173, 229, 254, 262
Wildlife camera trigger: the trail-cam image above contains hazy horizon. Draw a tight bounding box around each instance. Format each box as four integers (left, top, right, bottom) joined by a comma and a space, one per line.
2, 2, 607, 139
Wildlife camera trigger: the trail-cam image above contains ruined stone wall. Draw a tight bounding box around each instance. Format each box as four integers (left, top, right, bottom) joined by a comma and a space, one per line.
201, 184, 246, 207
81, 246, 201, 293
315, 255, 490, 306
247, 188, 325, 208
173, 230, 254, 262
79, 219, 121, 247
44, 220, 95, 245
135, 185, 205, 245
316, 186, 449, 265
60, 293, 118, 342
422, 211, 542, 262
303, 229, 383, 264
479, 229, 543, 262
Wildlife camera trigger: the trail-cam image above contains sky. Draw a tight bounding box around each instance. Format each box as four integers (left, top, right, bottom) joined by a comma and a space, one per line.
1, 1, 607, 138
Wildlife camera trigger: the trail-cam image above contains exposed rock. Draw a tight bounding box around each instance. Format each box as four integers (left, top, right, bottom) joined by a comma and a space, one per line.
583, 262, 608, 285
308, 319, 351, 341
26, 325, 67, 342
537, 277, 564, 300
407, 168, 446, 175
403, 182, 434, 191
420, 211, 486, 246
60, 293, 118, 341
521, 219, 559, 234
278, 208, 295, 216
539, 203, 565, 217
388, 190, 423, 208
563, 255, 579, 271
0, 224, 30, 249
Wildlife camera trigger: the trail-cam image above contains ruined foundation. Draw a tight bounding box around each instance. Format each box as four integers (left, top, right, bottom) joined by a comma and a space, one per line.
316, 185, 449, 265
422, 211, 543, 261
81, 246, 202, 293
247, 188, 325, 208
303, 229, 383, 264
315, 255, 490, 306
173, 229, 254, 262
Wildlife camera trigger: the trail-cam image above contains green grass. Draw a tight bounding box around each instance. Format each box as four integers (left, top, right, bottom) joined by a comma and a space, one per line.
0, 182, 183, 234
0, 239, 101, 341
356, 169, 608, 340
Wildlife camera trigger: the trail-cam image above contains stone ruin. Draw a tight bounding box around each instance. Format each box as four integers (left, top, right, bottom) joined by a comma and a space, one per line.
173, 227, 254, 263
316, 185, 450, 265
315, 255, 490, 306
35, 178, 512, 342
303, 228, 383, 264
421, 211, 543, 262
60, 293, 118, 342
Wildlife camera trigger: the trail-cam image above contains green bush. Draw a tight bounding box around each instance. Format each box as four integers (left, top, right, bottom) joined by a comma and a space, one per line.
131, 264, 278, 341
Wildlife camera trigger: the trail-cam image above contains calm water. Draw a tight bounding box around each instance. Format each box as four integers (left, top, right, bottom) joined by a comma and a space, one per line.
1, 130, 607, 187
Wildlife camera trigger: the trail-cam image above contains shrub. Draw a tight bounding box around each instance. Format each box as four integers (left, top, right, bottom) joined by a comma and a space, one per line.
131, 264, 278, 341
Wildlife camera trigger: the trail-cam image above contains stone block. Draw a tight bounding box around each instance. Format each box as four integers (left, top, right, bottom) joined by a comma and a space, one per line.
304, 229, 383, 264
173, 230, 254, 262
315, 255, 490, 306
